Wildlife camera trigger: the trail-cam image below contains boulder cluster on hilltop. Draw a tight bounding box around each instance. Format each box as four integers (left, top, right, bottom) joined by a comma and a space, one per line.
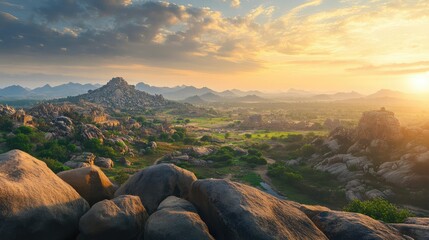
65, 77, 174, 112
1, 150, 428, 240
313, 108, 429, 205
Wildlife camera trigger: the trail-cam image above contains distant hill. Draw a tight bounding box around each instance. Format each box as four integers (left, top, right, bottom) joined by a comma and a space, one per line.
63, 77, 177, 112
366, 89, 409, 99
200, 92, 224, 102
312, 91, 364, 101
32, 82, 101, 98
0, 82, 100, 100
0, 85, 30, 97
182, 95, 207, 104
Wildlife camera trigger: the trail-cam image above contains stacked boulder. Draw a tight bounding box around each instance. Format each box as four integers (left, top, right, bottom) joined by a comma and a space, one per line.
1, 151, 426, 239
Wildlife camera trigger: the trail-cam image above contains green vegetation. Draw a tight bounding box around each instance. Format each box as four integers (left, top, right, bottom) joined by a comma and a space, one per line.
0, 117, 14, 132
344, 198, 413, 223
40, 158, 71, 173
239, 149, 267, 166
83, 139, 116, 158
235, 172, 263, 187
268, 163, 346, 208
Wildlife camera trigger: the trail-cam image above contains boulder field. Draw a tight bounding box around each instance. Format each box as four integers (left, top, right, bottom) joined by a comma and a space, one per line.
1, 150, 428, 239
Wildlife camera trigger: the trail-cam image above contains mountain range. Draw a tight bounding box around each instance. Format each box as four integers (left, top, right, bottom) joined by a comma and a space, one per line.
0, 82, 101, 99
0, 80, 423, 103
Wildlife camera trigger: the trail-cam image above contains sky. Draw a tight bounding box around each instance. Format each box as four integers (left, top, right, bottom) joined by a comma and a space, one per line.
0, 0, 429, 93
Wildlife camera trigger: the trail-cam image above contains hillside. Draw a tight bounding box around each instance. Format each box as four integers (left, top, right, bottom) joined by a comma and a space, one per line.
64, 77, 177, 113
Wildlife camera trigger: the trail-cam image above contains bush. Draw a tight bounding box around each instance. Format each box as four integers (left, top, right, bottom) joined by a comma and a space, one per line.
300, 144, 316, 157
0, 117, 14, 132
83, 139, 116, 158
41, 158, 71, 173
7, 133, 32, 152
268, 163, 303, 183
344, 198, 413, 223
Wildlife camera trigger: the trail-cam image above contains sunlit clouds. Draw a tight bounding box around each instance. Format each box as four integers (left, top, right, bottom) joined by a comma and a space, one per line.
0, 0, 428, 92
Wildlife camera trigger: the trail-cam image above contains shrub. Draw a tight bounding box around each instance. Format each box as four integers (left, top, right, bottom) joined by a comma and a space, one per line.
7, 133, 32, 152
41, 158, 70, 173
268, 163, 303, 183
300, 144, 316, 157
244, 133, 252, 139
0, 117, 14, 132
343, 198, 413, 223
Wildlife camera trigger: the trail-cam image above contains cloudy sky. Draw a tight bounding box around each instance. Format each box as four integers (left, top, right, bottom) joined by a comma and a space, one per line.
0, 0, 428, 93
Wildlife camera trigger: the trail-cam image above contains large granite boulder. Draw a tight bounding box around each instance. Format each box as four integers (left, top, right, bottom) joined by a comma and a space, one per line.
58, 166, 115, 205
356, 108, 403, 143
311, 210, 406, 240
94, 157, 114, 169
81, 124, 105, 142
144, 196, 214, 240
78, 195, 148, 240
189, 179, 327, 240
0, 150, 89, 240
115, 164, 197, 214
64, 152, 96, 169
391, 223, 429, 240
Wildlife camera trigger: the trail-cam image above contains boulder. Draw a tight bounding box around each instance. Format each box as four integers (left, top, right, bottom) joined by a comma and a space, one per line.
311, 210, 406, 240
144, 196, 214, 240
0, 150, 89, 239
71, 152, 96, 165
356, 108, 403, 143
81, 124, 105, 142
405, 217, 429, 226
78, 195, 148, 240
64, 161, 91, 169
94, 157, 114, 169
119, 156, 132, 166
58, 166, 115, 205
115, 164, 197, 214
189, 179, 327, 240
391, 223, 429, 240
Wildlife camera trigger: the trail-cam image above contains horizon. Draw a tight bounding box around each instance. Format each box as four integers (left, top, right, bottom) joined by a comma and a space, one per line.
0, 77, 419, 96
1, 0, 429, 94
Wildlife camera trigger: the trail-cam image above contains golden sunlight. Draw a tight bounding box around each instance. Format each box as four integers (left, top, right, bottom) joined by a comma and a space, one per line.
410, 73, 429, 93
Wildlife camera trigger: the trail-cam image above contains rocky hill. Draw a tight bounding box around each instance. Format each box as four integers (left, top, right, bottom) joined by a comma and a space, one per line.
1, 150, 427, 240
63, 77, 177, 113
314, 108, 429, 210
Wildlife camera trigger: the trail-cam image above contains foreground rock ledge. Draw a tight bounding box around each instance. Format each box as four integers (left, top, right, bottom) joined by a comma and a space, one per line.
115, 163, 197, 214
189, 179, 328, 240
0, 150, 89, 240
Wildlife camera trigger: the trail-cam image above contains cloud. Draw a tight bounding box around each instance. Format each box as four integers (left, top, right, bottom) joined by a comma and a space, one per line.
1, 0, 429, 77
223, 0, 240, 8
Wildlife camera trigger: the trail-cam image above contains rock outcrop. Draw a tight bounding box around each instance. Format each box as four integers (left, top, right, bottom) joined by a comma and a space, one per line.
144, 196, 214, 240
311, 210, 406, 240
64, 152, 96, 169
78, 195, 148, 240
94, 157, 114, 169
115, 164, 197, 214
66, 77, 174, 112
58, 166, 115, 205
0, 150, 89, 239
189, 179, 328, 240
356, 108, 403, 143
81, 124, 105, 142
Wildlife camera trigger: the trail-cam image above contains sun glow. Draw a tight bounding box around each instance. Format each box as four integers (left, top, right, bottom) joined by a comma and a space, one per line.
410, 73, 429, 93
